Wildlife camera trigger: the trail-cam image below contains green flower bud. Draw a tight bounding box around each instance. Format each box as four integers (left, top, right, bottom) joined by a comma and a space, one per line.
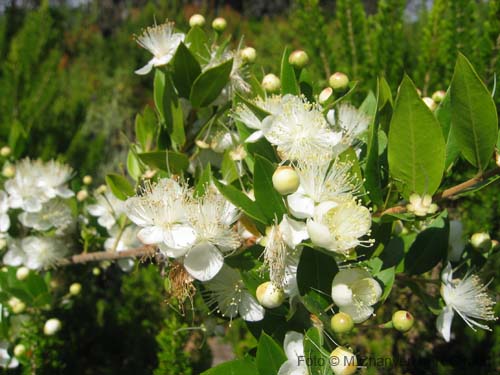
470, 232, 492, 252
0, 146, 11, 157
288, 50, 309, 68
330, 312, 354, 334
422, 97, 437, 111
13, 344, 26, 357
391, 310, 414, 332
328, 72, 349, 91
189, 14, 206, 28
212, 17, 227, 32
432, 90, 446, 104
82, 175, 93, 185
16, 267, 29, 281
330, 346, 357, 375
256, 281, 285, 309
272, 166, 300, 195
43, 318, 62, 336
69, 283, 82, 296
240, 47, 257, 64
262, 73, 281, 93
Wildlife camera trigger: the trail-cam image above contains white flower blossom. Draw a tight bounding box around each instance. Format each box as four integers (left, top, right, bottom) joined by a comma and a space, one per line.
19, 199, 73, 234
104, 225, 141, 272
326, 103, 370, 154
307, 200, 372, 254
0, 342, 18, 369
277, 331, 308, 375
331, 268, 382, 323
287, 159, 360, 219
436, 263, 497, 342
3, 239, 24, 267
0, 191, 10, 232
406, 193, 438, 217
204, 265, 264, 322
3, 236, 68, 270
134, 21, 185, 75
88, 192, 126, 230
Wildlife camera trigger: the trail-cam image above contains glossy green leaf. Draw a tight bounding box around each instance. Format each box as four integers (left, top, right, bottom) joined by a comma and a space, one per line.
105, 173, 135, 201
185, 26, 210, 63
137, 151, 189, 174
297, 247, 338, 296
135, 106, 157, 151
172, 42, 202, 98
221, 150, 239, 184
126, 150, 142, 181
190, 58, 233, 108
435, 90, 460, 170
450, 53, 498, 171
194, 163, 212, 197
256, 333, 287, 375
280, 47, 300, 95
202, 358, 259, 375
388, 75, 445, 197
253, 156, 287, 223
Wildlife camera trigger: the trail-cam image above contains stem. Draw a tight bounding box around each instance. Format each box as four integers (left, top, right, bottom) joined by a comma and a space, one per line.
57, 245, 156, 266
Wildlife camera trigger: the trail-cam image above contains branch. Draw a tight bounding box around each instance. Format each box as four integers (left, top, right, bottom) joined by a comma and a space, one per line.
378, 166, 500, 217
57, 245, 157, 266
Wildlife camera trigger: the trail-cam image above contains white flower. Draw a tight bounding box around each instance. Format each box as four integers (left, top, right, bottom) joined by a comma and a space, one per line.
307, 200, 372, 254
204, 265, 264, 322
448, 220, 465, 262
104, 225, 141, 272
134, 21, 185, 75
331, 268, 382, 323
0, 191, 10, 232
88, 192, 126, 230
3, 239, 25, 267
277, 331, 308, 375
436, 263, 497, 342
265, 96, 341, 162
283, 248, 302, 301
21, 236, 69, 270
406, 193, 438, 217
5, 159, 73, 213
0, 342, 18, 369
261, 215, 308, 288
326, 103, 370, 154
19, 199, 73, 234
287, 159, 360, 219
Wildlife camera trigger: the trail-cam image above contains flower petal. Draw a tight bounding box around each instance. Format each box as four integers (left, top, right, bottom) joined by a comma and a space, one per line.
283, 331, 305, 360
239, 292, 265, 322
340, 304, 374, 323
245, 130, 264, 143
306, 219, 332, 249
436, 306, 454, 342
183, 242, 224, 281
280, 215, 308, 248
135, 61, 154, 75
137, 226, 165, 245
287, 193, 315, 219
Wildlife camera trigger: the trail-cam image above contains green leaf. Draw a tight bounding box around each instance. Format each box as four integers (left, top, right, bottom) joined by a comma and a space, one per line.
388, 75, 445, 197
185, 26, 210, 63
221, 150, 240, 184
190, 59, 233, 108
137, 151, 189, 174
450, 53, 498, 171
213, 179, 267, 225
304, 328, 331, 375
377, 76, 393, 110
172, 42, 201, 98
105, 174, 135, 200
194, 163, 212, 197
127, 150, 142, 181
374, 266, 395, 302
135, 106, 157, 151
253, 156, 287, 223
154, 69, 168, 122
256, 333, 287, 375
280, 47, 300, 95
405, 210, 449, 275
435, 90, 460, 170
202, 358, 259, 375
297, 247, 338, 296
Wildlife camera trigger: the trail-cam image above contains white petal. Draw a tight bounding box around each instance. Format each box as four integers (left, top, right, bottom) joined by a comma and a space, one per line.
279, 215, 308, 248
351, 277, 382, 306
283, 331, 305, 360
326, 109, 335, 125
183, 242, 224, 281
340, 304, 374, 323
0, 214, 9, 232
314, 200, 338, 219
441, 262, 453, 284
331, 284, 353, 306
306, 219, 332, 249
239, 292, 265, 321
245, 130, 264, 143
56, 186, 74, 198
287, 193, 315, 219
135, 61, 154, 75
436, 306, 454, 342
158, 243, 189, 258
87, 204, 106, 216
117, 258, 135, 272
164, 224, 197, 250
3, 248, 25, 267
137, 226, 165, 244
23, 197, 42, 213
278, 360, 306, 375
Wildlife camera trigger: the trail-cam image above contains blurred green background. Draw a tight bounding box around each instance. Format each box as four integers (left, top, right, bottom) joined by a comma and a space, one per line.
0, 0, 499, 374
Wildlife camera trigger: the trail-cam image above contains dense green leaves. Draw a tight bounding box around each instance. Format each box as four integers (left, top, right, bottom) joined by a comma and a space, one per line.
256, 333, 287, 375
450, 53, 498, 171
190, 58, 233, 108
137, 151, 189, 174
105, 173, 135, 200
388, 75, 445, 197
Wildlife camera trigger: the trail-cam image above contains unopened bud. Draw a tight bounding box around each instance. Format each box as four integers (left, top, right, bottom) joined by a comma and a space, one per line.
392, 310, 414, 332
319, 87, 333, 105
8, 297, 26, 314
212, 17, 227, 32
330, 312, 354, 334
328, 72, 349, 91
330, 347, 357, 375
289, 50, 309, 68
470, 232, 492, 252
0, 146, 11, 157
432, 90, 446, 104
262, 74, 281, 93
240, 47, 257, 64
256, 281, 285, 309
76, 189, 88, 202
13, 344, 25, 357
272, 166, 300, 195
69, 283, 82, 296
43, 318, 62, 336
2, 164, 15, 178
422, 97, 437, 111
92, 267, 101, 276
82, 175, 93, 185
16, 267, 29, 281
189, 14, 205, 28
95, 185, 107, 195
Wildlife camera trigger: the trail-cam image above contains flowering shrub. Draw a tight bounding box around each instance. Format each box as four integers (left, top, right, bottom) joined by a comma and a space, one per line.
0, 14, 498, 374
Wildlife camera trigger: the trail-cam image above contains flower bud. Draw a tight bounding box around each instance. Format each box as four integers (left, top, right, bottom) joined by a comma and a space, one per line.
82, 175, 93, 185
16, 267, 29, 281
2, 164, 15, 178
8, 297, 26, 314
76, 189, 88, 202
256, 281, 285, 309
328, 72, 349, 91
391, 310, 414, 332
95, 184, 107, 195
288, 50, 309, 68
422, 97, 437, 111
330, 347, 357, 375
240, 47, 257, 64
92, 267, 101, 276
43, 318, 62, 336
212, 17, 227, 32
69, 283, 82, 296
13, 344, 25, 357
262, 74, 281, 93
272, 166, 300, 195
189, 14, 206, 28
0, 146, 11, 157
330, 312, 354, 334
319, 87, 333, 105
470, 232, 492, 252
432, 90, 446, 104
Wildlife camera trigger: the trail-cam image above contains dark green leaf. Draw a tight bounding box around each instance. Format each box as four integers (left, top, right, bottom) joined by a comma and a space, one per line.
280, 47, 300, 95
135, 106, 157, 151
137, 151, 189, 174
194, 163, 212, 197
435, 90, 460, 170
256, 333, 287, 375
185, 26, 210, 63
105, 174, 135, 200
202, 358, 259, 375
190, 59, 233, 108
172, 42, 202, 98
253, 156, 287, 223
304, 328, 331, 375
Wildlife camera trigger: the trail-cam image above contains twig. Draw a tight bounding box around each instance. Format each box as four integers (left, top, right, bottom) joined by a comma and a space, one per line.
57, 245, 156, 266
